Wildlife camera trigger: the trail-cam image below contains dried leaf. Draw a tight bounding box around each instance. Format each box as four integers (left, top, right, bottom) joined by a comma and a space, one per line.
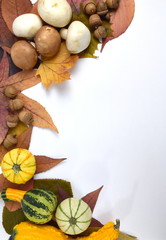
0, 92, 8, 144
3, 207, 27, 234
16, 126, 33, 149
0, 50, 9, 82
17, 93, 58, 133
0, 0, 16, 47
34, 179, 73, 198
90, 218, 103, 227
1, 0, 32, 32
82, 186, 103, 212
118, 232, 137, 240
67, 0, 82, 14
31, 2, 38, 15
0, 144, 7, 161
0, 69, 40, 91
102, 0, 135, 50
36, 42, 78, 88
35, 156, 66, 174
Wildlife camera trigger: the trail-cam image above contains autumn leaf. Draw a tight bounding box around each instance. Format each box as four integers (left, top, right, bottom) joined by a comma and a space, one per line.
36, 42, 79, 88
82, 186, 103, 212
17, 93, 58, 133
1, 0, 32, 33
118, 232, 137, 240
35, 156, 66, 174
30, 1, 38, 15
16, 126, 33, 149
0, 0, 16, 47
90, 218, 104, 227
102, 0, 135, 50
57, 184, 71, 203
0, 69, 40, 91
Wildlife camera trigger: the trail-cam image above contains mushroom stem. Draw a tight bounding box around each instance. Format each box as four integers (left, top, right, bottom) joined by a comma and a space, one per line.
60, 28, 68, 40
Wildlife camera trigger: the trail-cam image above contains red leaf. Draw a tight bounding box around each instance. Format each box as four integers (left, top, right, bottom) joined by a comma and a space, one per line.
102, 0, 135, 50
1, 0, 32, 32
31, 2, 39, 15
0, 144, 7, 162
82, 186, 103, 212
0, 0, 16, 47
17, 126, 33, 149
35, 156, 66, 174
57, 184, 70, 203
67, 0, 83, 14
90, 218, 104, 227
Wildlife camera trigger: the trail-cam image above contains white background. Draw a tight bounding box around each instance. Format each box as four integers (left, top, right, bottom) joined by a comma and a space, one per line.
1, 0, 166, 239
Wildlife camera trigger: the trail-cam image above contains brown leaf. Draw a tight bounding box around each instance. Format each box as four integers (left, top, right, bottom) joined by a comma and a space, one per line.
4, 178, 34, 211
0, 92, 9, 144
0, 0, 16, 47
90, 218, 104, 227
36, 42, 79, 88
17, 93, 58, 133
102, 0, 135, 50
82, 186, 103, 212
1, 0, 32, 32
0, 50, 9, 84
17, 126, 33, 149
118, 232, 137, 240
31, 2, 39, 15
35, 156, 66, 174
0, 144, 7, 162
57, 184, 71, 203
0, 69, 41, 92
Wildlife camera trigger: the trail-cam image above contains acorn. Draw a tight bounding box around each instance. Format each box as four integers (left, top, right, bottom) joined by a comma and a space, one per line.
89, 14, 102, 29
83, 0, 97, 15
3, 134, 18, 149
9, 99, 24, 112
18, 110, 33, 125
94, 26, 107, 39
106, 0, 120, 9
4, 86, 18, 98
6, 114, 19, 128
96, 1, 108, 16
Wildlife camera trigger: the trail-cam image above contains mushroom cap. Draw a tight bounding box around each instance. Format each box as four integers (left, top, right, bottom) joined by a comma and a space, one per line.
66, 21, 91, 54
38, 0, 72, 28
12, 13, 43, 39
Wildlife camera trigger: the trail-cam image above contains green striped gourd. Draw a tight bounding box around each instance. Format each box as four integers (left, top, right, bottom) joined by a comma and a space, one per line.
55, 197, 92, 235
1, 188, 57, 224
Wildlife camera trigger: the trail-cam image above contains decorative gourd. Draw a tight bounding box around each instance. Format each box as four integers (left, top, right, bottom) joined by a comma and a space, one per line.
1, 188, 57, 224
55, 197, 92, 235
1, 148, 36, 184
9, 221, 119, 240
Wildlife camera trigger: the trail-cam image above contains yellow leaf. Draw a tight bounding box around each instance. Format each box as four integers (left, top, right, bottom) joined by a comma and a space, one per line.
36, 42, 79, 88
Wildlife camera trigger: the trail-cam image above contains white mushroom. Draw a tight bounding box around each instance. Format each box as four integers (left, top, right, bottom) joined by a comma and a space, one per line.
60, 21, 91, 54
37, 0, 72, 28
12, 13, 43, 39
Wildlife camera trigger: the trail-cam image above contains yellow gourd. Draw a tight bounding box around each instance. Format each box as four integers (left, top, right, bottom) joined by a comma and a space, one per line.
11, 221, 119, 240
1, 148, 36, 184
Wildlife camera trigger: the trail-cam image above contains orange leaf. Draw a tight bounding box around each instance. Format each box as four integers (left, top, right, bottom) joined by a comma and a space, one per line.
0, 144, 7, 162
102, 0, 135, 50
0, 69, 41, 91
31, 2, 39, 15
36, 42, 79, 88
17, 93, 58, 133
35, 156, 66, 174
1, 0, 32, 33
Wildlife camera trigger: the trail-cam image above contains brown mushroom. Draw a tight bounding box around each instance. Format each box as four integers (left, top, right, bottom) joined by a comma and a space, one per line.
35, 25, 61, 58
11, 40, 38, 70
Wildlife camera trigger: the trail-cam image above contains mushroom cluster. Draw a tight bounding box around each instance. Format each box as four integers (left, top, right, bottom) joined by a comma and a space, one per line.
10, 0, 92, 70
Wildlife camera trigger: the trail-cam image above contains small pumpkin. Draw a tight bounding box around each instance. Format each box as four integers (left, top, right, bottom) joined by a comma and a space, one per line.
9, 221, 119, 240
1, 188, 57, 224
1, 148, 36, 184
55, 197, 92, 235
